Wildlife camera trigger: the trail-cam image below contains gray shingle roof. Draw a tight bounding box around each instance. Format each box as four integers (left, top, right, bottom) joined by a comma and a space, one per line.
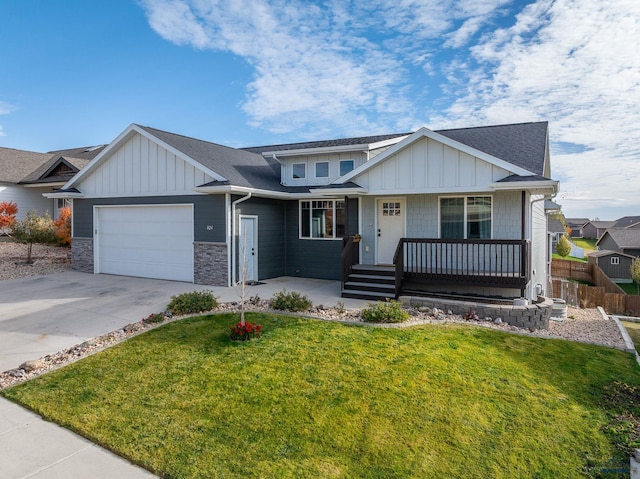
48, 145, 107, 161
19, 155, 90, 184
242, 133, 412, 153
588, 249, 635, 259
588, 220, 616, 228
600, 228, 640, 249
0, 147, 54, 183
547, 217, 566, 234
613, 216, 640, 228
137, 125, 281, 190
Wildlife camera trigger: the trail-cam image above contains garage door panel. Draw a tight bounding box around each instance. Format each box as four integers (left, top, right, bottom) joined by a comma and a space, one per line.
97, 205, 194, 282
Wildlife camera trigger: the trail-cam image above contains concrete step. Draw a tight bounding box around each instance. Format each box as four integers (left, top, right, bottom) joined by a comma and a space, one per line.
341, 289, 396, 301
344, 281, 396, 294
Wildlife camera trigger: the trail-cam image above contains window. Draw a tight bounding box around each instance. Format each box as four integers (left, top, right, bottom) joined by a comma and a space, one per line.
382, 202, 401, 216
340, 159, 354, 176
300, 200, 345, 239
315, 161, 329, 178
611, 257, 620, 265
292, 163, 306, 179
440, 196, 492, 239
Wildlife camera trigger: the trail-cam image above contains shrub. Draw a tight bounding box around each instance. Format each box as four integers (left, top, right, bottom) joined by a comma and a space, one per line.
143, 312, 166, 324
0, 201, 18, 235
270, 289, 313, 312
229, 321, 263, 341
167, 290, 218, 316
556, 235, 572, 257
361, 300, 410, 323
54, 207, 72, 246
11, 210, 58, 263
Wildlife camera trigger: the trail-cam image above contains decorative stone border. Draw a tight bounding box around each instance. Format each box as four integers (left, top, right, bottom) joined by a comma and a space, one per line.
399, 295, 553, 330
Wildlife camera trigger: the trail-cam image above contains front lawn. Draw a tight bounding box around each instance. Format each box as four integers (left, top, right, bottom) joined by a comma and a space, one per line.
3, 313, 640, 478
622, 321, 640, 354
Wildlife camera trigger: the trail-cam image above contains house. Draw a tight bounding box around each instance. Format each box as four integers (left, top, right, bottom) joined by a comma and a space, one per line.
612, 216, 640, 229
596, 228, 640, 257
588, 250, 636, 283
0, 145, 104, 220
582, 220, 615, 240
547, 217, 566, 252
50, 121, 558, 302
564, 217, 589, 237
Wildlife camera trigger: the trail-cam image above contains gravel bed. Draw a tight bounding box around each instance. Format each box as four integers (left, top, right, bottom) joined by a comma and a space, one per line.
0, 241, 630, 389
0, 241, 71, 281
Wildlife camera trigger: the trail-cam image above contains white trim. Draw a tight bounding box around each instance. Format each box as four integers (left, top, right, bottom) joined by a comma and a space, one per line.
64, 124, 226, 190
337, 127, 535, 184
375, 197, 406, 265
292, 162, 306, 180
225, 193, 231, 287
491, 179, 558, 193
314, 160, 330, 179
43, 191, 85, 199
437, 195, 494, 239
239, 214, 259, 282
308, 187, 367, 196
259, 135, 408, 158
339, 159, 355, 177
23, 182, 66, 188
298, 198, 346, 240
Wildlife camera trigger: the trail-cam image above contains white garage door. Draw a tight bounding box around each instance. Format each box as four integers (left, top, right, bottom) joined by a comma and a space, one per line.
96, 205, 194, 282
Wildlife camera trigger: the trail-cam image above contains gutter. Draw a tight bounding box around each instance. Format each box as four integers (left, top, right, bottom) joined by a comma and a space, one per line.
231, 192, 252, 286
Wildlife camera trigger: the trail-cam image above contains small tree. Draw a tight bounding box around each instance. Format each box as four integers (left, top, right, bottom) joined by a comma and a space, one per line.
556, 235, 572, 258
11, 210, 58, 263
0, 201, 18, 236
54, 207, 72, 246
631, 258, 640, 295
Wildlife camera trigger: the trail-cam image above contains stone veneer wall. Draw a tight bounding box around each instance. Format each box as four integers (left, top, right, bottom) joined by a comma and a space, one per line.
194, 242, 228, 286
399, 295, 553, 330
71, 237, 94, 273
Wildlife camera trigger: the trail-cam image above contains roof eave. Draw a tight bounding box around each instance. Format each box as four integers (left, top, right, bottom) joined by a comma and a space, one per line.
308, 187, 368, 196
491, 180, 559, 195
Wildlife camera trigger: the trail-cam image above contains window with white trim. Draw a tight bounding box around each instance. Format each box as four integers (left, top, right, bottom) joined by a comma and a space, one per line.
300, 200, 345, 239
611, 256, 620, 265
440, 196, 492, 239
339, 159, 354, 176
315, 161, 329, 178
292, 163, 306, 179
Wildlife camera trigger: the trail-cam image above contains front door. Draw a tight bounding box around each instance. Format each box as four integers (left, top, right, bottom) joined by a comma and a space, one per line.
239, 216, 258, 283
376, 198, 405, 264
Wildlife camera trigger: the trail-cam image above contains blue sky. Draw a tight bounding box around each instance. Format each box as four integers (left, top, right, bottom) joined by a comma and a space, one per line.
1, 0, 638, 220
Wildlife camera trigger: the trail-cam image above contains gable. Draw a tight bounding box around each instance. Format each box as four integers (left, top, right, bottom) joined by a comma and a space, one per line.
75, 132, 217, 197
348, 135, 513, 194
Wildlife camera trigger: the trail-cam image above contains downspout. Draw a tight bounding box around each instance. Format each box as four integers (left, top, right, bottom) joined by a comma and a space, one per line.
529, 191, 558, 299
231, 192, 252, 286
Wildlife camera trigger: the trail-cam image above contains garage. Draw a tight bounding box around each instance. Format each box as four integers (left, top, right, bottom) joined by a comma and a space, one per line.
95, 205, 194, 282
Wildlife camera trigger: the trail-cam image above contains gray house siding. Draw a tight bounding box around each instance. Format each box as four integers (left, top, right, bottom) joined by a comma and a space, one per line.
235, 197, 286, 280
597, 235, 618, 253
73, 195, 226, 242
589, 254, 634, 281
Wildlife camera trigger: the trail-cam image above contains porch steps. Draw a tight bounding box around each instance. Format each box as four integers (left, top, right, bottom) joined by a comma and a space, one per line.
342, 265, 397, 301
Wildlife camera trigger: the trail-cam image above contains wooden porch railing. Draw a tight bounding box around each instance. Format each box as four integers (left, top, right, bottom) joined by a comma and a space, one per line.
341, 236, 357, 291
393, 238, 530, 293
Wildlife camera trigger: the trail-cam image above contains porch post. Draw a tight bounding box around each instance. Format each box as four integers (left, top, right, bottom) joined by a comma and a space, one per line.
344, 195, 349, 237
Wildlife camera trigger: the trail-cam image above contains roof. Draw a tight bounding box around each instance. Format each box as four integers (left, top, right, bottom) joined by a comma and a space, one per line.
136, 126, 282, 191
598, 228, 640, 249
545, 199, 561, 211
588, 249, 636, 259
0, 147, 53, 183
613, 216, 640, 228
547, 217, 566, 234
47, 145, 107, 161
242, 133, 412, 154
587, 220, 616, 229
19, 155, 90, 184
565, 218, 590, 226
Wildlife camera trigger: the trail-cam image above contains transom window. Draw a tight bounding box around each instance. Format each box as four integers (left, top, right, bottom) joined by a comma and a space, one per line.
440, 196, 492, 239
340, 159, 354, 176
292, 163, 306, 179
611, 257, 620, 265
315, 161, 329, 178
300, 200, 345, 239
382, 202, 401, 216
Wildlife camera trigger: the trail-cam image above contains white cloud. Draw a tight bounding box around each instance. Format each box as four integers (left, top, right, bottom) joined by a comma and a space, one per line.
0, 101, 16, 137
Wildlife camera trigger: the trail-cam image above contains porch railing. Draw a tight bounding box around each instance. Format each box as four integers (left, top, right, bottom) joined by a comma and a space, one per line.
341, 236, 357, 290
393, 238, 530, 292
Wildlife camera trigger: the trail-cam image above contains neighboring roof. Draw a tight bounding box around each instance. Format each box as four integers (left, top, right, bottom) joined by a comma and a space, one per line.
597, 228, 640, 249
0, 147, 53, 183
588, 249, 636, 259
587, 220, 616, 229
565, 218, 590, 226
547, 217, 566, 234
435, 121, 548, 176
47, 145, 107, 161
545, 199, 561, 211
613, 216, 640, 228
242, 133, 412, 154
19, 155, 90, 184
136, 125, 282, 191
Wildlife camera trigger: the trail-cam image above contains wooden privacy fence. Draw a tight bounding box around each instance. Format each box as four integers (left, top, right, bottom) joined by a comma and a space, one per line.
551, 259, 640, 316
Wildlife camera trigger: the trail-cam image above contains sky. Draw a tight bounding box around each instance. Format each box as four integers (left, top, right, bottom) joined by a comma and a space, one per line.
0, 0, 638, 221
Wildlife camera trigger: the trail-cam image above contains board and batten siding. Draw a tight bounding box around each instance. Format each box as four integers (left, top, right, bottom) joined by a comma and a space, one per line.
76, 133, 216, 197
282, 151, 367, 187
0, 184, 53, 220
72, 195, 227, 243
530, 194, 548, 297
352, 137, 511, 194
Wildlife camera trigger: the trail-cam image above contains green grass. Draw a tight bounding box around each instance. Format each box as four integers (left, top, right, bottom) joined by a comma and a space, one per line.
617, 282, 640, 295
622, 321, 640, 353
552, 253, 588, 263
3, 313, 640, 478
572, 238, 598, 252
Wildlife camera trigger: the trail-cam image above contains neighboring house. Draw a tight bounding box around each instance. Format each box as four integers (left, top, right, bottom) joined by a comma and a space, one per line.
612, 216, 640, 229
51, 121, 558, 301
588, 250, 636, 283
0, 145, 104, 220
565, 217, 589, 237
596, 228, 640, 257
582, 220, 615, 240
547, 217, 566, 252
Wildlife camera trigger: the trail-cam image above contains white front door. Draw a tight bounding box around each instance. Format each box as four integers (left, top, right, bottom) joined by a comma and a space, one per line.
376, 198, 405, 265
239, 216, 258, 283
